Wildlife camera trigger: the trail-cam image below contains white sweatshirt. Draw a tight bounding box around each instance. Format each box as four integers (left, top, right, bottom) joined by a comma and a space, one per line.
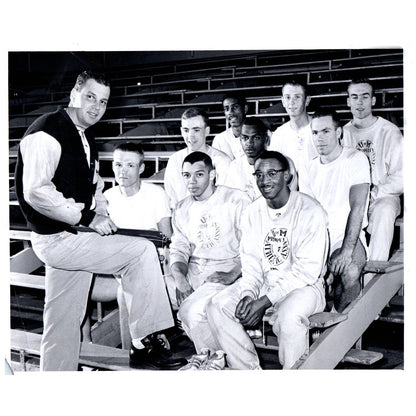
212, 128, 245, 161
170, 186, 251, 286
164, 145, 231, 209
342, 116, 403, 201
238, 191, 328, 305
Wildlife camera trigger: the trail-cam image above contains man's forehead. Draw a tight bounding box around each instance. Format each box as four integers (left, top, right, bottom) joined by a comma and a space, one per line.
223, 97, 241, 106
113, 149, 142, 162
311, 116, 335, 129
348, 83, 372, 95
182, 160, 207, 172
282, 84, 305, 96
181, 115, 206, 128
242, 124, 261, 135
255, 158, 282, 170
81, 78, 110, 98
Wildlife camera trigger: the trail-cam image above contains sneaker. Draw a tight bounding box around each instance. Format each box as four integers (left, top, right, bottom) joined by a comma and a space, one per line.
178, 348, 210, 371
199, 350, 226, 370
129, 336, 187, 370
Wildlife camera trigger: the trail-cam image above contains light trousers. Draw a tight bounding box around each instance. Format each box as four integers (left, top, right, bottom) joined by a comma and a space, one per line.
367, 196, 401, 261
31, 230, 174, 371
177, 282, 227, 354
207, 280, 325, 369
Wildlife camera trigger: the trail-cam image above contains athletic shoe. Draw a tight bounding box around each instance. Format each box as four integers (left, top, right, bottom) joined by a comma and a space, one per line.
178, 348, 210, 371
199, 350, 226, 370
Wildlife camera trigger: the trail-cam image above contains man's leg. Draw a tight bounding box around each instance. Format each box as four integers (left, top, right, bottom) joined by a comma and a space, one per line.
207, 283, 261, 369
269, 282, 325, 369
332, 239, 367, 312
32, 231, 174, 369
40, 267, 93, 371
178, 282, 225, 353
368, 196, 401, 261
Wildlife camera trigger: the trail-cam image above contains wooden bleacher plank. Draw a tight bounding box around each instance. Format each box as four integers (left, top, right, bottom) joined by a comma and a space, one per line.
10, 247, 43, 274
293, 250, 403, 369
341, 349, 383, 365
10, 272, 45, 290
10, 329, 135, 371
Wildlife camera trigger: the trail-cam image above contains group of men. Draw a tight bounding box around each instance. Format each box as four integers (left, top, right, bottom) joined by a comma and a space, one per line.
15, 69, 403, 371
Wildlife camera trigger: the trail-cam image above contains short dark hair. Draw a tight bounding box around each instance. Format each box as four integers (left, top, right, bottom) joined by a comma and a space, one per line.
114, 142, 144, 157
311, 108, 342, 129
255, 150, 290, 172
347, 78, 375, 96
181, 107, 210, 127
182, 151, 214, 171
242, 117, 268, 137
282, 79, 309, 97
221, 93, 247, 108
74, 70, 110, 91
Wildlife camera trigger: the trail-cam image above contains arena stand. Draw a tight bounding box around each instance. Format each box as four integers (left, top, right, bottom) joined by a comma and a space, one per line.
8, 49, 404, 370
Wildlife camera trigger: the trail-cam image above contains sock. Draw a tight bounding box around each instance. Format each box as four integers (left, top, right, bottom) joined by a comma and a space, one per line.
132, 337, 146, 349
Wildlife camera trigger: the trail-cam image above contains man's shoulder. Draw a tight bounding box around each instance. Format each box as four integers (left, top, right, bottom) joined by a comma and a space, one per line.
217, 185, 251, 203
24, 108, 66, 137
103, 185, 120, 198
207, 145, 232, 162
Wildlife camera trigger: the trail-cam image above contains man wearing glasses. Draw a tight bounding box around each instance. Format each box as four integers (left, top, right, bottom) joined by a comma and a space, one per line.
206, 151, 328, 369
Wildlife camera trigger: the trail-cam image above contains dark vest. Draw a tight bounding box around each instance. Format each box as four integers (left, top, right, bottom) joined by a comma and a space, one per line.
15, 108, 98, 234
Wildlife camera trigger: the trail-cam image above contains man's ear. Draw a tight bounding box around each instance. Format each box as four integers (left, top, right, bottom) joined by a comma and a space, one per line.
336, 126, 343, 141
209, 168, 216, 182
347, 97, 351, 108
305, 95, 311, 108
265, 131, 271, 148
69, 88, 81, 108
371, 95, 376, 107
205, 125, 210, 137
139, 163, 145, 175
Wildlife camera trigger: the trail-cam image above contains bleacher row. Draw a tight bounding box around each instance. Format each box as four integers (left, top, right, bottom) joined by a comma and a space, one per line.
8, 49, 404, 370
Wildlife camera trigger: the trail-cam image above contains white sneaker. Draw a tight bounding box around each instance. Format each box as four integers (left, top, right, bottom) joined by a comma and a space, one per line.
199, 350, 226, 370
178, 348, 210, 371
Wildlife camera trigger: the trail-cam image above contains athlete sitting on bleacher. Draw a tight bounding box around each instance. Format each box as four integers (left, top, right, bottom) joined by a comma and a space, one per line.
300, 109, 371, 312
343, 78, 403, 262
14, 70, 185, 371
170, 152, 251, 370
82, 141, 180, 346
206, 151, 328, 369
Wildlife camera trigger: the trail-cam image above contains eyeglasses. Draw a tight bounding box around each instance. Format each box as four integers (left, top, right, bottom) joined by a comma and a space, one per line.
252, 169, 285, 180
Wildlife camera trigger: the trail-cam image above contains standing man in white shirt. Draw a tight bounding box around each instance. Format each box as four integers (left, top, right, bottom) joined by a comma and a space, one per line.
343, 78, 403, 261
268, 80, 317, 184
207, 151, 328, 369
212, 93, 248, 160
170, 151, 250, 369
300, 109, 371, 312
164, 108, 231, 209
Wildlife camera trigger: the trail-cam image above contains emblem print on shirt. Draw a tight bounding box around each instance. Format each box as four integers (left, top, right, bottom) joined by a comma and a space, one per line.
264, 228, 289, 267
356, 139, 376, 174
197, 214, 220, 248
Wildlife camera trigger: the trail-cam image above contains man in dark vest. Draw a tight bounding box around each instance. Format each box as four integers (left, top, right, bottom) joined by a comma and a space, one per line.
15, 70, 186, 371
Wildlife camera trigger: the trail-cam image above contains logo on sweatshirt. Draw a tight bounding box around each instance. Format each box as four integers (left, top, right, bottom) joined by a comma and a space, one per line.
264, 228, 289, 266
197, 214, 220, 248
356, 139, 376, 172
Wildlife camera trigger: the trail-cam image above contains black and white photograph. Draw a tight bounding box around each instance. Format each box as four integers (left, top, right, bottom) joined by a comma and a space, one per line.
2, 1, 414, 415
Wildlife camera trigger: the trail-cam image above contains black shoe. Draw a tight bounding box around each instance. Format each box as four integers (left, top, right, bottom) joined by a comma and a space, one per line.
129, 336, 187, 370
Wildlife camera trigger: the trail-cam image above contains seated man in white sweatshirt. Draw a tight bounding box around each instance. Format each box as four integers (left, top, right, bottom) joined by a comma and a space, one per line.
342, 78, 403, 261
206, 151, 329, 369
170, 151, 251, 370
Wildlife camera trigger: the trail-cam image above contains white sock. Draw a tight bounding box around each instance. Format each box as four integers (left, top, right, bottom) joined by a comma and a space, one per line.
132, 337, 146, 349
